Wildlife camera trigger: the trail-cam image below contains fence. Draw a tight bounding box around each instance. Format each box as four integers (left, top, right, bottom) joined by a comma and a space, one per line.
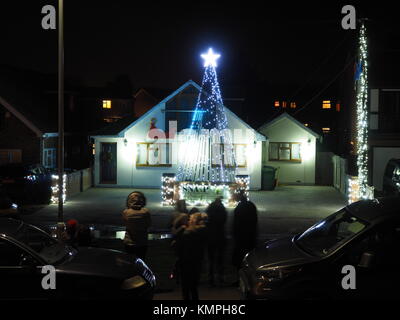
66, 167, 93, 198
332, 155, 348, 196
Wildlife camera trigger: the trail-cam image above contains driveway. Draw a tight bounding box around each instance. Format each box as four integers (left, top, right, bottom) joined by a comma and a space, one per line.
22, 185, 346, 239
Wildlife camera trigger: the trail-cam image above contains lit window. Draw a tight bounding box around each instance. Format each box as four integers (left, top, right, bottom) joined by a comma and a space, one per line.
322, 100, 331, 109
136, 142, 172, 167
322, 127, 331, 133
336, 103, 341, 112
274, 101, 280, 107
269, 142, 301, 162
282, 101, 287, 108
103, 100, 112, 109
290, 102, 296, 108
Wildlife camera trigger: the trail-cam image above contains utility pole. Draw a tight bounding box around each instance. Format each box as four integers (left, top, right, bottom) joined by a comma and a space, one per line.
57, 0, 65, 235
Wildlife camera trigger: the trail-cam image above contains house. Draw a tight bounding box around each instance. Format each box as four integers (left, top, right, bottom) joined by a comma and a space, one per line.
91, 80, 266, 190
258, 112, 321, 185
0, 66, 91, 169
368, 88, 400, 192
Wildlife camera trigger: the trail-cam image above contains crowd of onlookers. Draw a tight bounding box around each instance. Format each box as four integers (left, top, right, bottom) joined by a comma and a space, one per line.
62, 190, 258, 301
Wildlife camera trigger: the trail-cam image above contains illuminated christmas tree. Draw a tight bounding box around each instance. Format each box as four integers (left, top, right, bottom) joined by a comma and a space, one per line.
177, 48, 236, 184
355, 22, 369, 199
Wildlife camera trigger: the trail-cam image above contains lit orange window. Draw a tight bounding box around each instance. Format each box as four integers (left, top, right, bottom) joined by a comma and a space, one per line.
322, 127, 331, 133
290, 102, 296, 108
282, 101, 287, 108
102, 100, 112, 109
274, 101, 280, 107
322, 100, 331, 109
336, 103, 341, 112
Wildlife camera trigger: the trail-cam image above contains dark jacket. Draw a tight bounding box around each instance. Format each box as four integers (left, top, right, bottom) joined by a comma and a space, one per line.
176, 225, 207, 266
232, 199, 258, 249
206, 201, 227, 244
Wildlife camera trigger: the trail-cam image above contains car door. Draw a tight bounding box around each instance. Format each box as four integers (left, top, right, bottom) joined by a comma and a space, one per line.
332, 220, 400, 299
0, 238, 45, 299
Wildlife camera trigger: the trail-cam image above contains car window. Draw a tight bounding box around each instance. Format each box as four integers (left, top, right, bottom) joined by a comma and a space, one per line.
296, 208, 368, 257
0, 239, 31, 266
15, 225, 67, 264
344, 221, 400, 267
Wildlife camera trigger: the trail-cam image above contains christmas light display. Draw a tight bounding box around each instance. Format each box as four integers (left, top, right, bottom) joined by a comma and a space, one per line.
355, 22, 369, 200
177, 48, 236, 183
161, 173, 176, 206
51, 174, 66, 204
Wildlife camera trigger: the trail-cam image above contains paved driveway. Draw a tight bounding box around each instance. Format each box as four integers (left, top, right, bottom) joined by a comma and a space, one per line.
22, 185, 346, 239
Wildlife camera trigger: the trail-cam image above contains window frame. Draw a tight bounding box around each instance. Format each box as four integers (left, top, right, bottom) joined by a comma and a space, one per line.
136, 142, 172, 167
268, 142, 302, 162
211, 143, 247, 168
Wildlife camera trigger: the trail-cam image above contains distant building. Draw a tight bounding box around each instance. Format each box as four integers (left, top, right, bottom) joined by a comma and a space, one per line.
368, 88, 400, 192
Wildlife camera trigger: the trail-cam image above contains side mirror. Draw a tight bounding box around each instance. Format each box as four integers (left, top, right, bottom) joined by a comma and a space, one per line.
358, 251, 375, 268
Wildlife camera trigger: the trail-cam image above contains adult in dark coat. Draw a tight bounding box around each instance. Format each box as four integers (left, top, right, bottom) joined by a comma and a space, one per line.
206, 197, 227, 286
175, 213, 208, 300
232, 192, 258, 271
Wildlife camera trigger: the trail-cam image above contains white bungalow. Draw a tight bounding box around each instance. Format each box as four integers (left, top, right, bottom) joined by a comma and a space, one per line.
91, 80, 266, 190
258, 112, 321, 185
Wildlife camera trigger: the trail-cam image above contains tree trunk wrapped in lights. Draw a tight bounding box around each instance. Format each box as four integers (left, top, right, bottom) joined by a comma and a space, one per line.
355, 22, 370, 200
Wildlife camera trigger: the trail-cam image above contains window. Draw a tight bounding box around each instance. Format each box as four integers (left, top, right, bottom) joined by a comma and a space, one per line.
322, 127, 331, 133
211, 143, 247, 168
290, 102, 296, 108
0, 239, 28, 266
136, 142, 172, 167
274, 101, 280, 107
269, 142, 302, 162
0, 149, 22, 165
102, 100, 112, 109
43, 148, 56, 169
322, 100, 331, 109
282, 101, 287, 108
336, 102, 341, 112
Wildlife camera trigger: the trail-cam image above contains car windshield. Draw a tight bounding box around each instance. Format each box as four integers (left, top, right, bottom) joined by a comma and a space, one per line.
295, 208, 368, 257
15, 224, 68, 264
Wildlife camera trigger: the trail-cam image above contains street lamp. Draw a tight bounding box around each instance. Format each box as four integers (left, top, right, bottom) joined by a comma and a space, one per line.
57, 0, 65, 236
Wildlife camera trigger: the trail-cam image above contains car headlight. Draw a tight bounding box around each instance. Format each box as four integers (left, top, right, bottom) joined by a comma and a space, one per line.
121, 275, 147, 290
257, 266, 302, 283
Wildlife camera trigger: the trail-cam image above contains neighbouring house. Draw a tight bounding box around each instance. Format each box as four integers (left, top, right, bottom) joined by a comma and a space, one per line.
91, 80, 266, 189
258, 112, 321, 185
368, 88, 400, 192
0, 66, 91, 169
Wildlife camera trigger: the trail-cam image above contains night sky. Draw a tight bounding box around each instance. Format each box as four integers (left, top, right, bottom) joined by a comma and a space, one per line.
1, 1, 400, 125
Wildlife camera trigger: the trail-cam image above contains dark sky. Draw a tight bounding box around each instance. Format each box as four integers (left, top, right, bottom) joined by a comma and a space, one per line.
1, 1, 399, 97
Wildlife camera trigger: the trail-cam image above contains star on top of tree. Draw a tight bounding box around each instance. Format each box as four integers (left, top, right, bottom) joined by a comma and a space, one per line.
201, 48, 221, 67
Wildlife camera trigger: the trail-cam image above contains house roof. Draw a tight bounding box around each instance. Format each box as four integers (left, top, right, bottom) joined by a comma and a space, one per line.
92, 80, 266, 141
258, 112, 321, 141
0, 65, 59, 136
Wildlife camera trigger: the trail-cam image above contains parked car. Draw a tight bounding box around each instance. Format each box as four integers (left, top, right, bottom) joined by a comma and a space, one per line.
383, 158, 400, 196
239, 197, 400, 300
0, 163, 52, 204
0, 219, 156, 300
0, 192, 19, 218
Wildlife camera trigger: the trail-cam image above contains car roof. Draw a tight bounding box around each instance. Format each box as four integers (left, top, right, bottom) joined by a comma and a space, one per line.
347, 197, 400, 223
0, 218, 24, 236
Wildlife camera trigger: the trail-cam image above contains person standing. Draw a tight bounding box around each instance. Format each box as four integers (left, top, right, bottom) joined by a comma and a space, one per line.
232, 191, 258, 281
206, 197, 227, 286
176, 212, 208, 300
122, 191, 151, 260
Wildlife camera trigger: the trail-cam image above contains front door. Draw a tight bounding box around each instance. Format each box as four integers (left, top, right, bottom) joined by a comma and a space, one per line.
100, 143, 117, 184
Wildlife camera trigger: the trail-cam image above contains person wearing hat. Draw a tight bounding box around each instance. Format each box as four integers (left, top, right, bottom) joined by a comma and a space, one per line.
122, 191, 151, 260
